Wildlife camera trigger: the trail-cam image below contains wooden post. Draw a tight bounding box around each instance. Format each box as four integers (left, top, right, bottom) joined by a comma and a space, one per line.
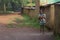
50, 5, 55, 29
54, 4, 60, 35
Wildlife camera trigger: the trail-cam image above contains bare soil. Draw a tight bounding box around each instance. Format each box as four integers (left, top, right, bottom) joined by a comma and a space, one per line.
0, 14, 53, 40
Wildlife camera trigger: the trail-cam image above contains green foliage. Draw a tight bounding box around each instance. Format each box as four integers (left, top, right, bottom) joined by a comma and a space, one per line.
0, 0, 22, 12
17, 14, 40, 29
55, 35, 60, 40
7, 14, 40, 29
7, 23, 15, 28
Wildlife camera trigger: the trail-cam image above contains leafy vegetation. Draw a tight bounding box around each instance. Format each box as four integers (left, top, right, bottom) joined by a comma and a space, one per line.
7, 14, 40, 29
0, 0, 22, 13
23, 14, 40, 28
55, 35, 60, 40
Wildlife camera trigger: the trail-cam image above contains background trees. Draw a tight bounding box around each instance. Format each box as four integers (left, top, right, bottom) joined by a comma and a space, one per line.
0, 0, 40, 13
35, 0, 40, 16
0, 0, 22, 13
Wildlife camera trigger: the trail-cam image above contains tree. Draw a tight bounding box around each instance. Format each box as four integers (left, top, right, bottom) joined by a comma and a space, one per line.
1, 0, 8, 13
4, 2, 6, 13
35, 0, 40, 15
2, 0, 22, 12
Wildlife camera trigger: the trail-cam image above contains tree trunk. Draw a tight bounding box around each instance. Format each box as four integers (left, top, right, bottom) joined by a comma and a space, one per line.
35, 0, 40, 16
4, 3, 6, 13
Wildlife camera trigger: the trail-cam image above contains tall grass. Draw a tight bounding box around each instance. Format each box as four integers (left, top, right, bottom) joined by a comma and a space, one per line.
23, 14, 40, 28
7, 14, 40, 29
14, 14, 40, 29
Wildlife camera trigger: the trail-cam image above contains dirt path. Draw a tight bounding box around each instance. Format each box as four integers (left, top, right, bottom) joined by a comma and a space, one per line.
0, 27, 54, 40
0, 24, 54, 40
0, 14, 54, 40
0, 15, 24, 24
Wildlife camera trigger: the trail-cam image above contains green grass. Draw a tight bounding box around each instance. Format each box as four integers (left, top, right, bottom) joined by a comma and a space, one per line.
7, 14, 51, 31
7, 23, 14, 28
55, 35, 60, 40
7, 14, 40, 29
21, 14, 40, 29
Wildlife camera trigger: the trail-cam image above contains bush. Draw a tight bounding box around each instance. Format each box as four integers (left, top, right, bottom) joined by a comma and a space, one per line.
55, 35, 60, 40
12, 14, 40, 29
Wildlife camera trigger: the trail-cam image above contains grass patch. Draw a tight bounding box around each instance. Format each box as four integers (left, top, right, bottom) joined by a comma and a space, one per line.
21, 14, 40, 29
7, 14, 40, 29
55, 34, 60, 40
7, 23, 15, 28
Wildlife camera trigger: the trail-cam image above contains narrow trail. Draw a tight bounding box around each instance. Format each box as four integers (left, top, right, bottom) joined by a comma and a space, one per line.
0, 27, 54, 40
0, 14, 54, 40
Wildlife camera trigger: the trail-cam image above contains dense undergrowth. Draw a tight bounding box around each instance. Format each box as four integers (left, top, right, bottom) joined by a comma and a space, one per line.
7, 14, 40, 29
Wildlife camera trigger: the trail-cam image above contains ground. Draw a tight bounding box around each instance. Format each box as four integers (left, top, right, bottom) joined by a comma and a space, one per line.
0, 14, 23, 24
0, 14, 54, 40
0, 28, 54, 40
